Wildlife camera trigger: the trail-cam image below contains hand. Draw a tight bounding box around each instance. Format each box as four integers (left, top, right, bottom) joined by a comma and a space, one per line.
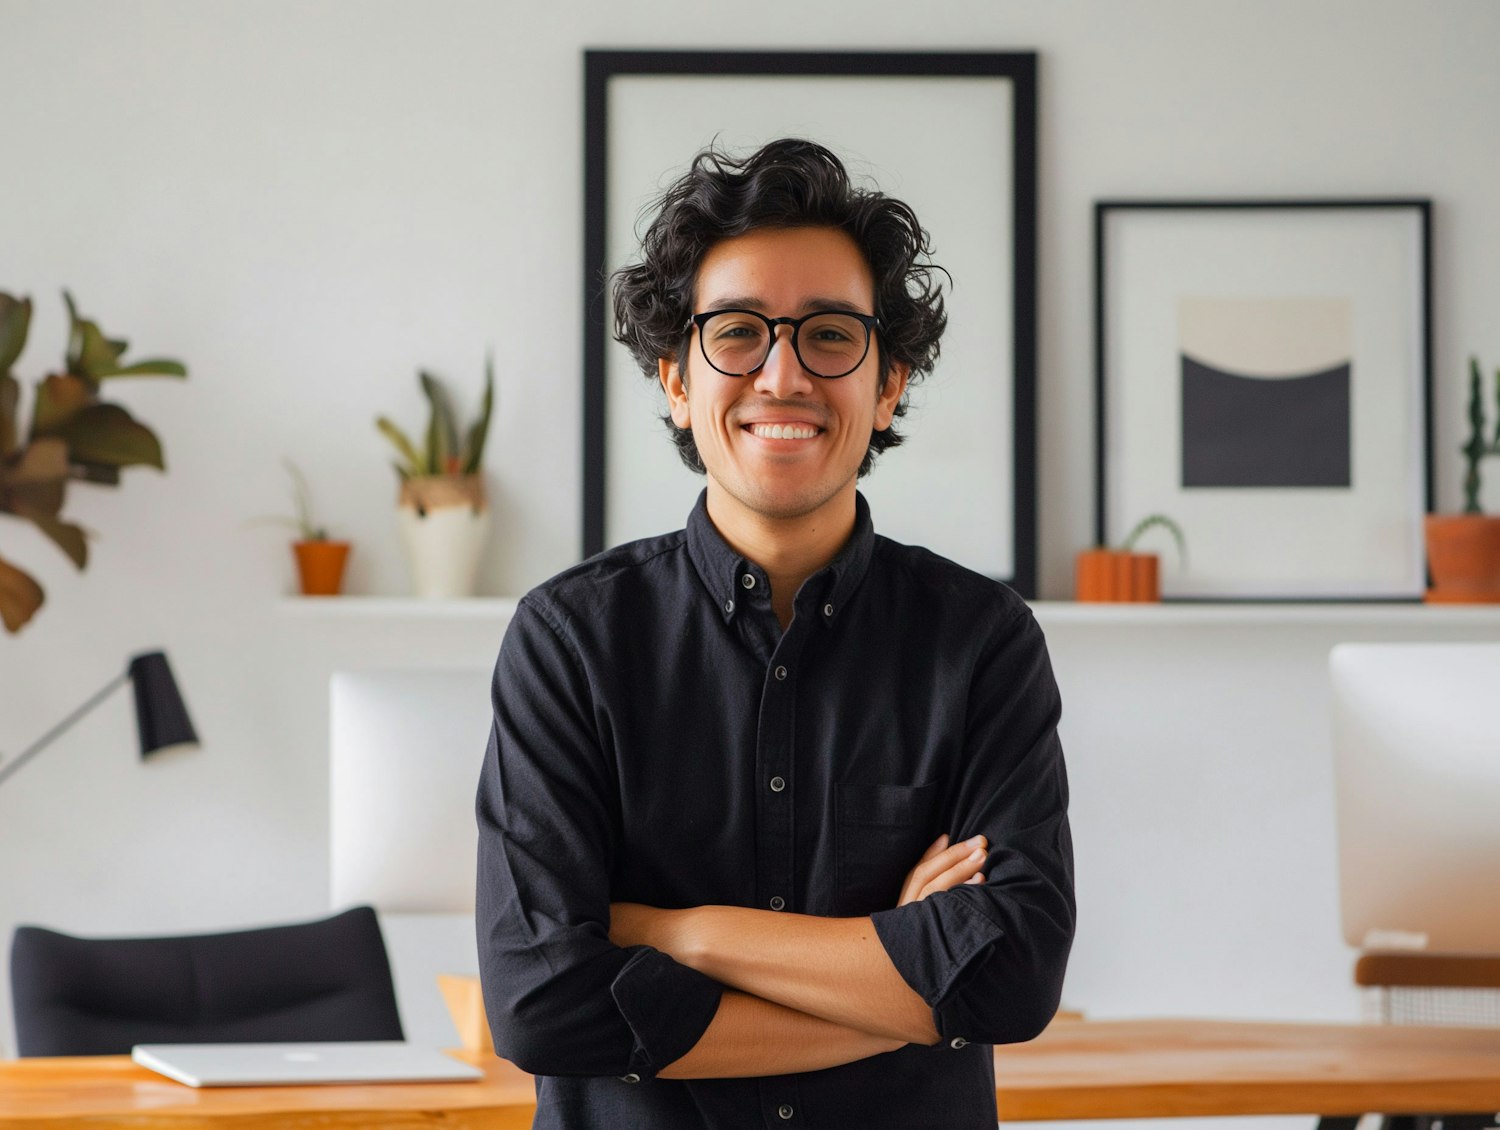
896, 833, 988, 907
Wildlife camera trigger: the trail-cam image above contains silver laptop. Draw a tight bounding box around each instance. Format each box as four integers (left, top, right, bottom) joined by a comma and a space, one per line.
131, 1041, 484, 1087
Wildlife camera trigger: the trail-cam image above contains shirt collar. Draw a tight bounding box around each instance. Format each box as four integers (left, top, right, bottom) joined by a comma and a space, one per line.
684, 489, 876, 627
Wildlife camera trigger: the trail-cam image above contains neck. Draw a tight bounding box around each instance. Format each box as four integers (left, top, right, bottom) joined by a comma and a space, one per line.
705, 484, 856, 629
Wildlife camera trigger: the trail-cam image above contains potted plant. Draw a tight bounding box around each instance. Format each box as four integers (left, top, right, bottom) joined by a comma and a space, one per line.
1076, 514, 1187, 602
269, 459, 351, 596
0, 290, 187, 633
1425, 356, 1500, 602
375, 357, 494, 598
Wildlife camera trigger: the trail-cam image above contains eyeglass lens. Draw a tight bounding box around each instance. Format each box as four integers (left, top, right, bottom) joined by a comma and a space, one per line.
699, 311, 871, 378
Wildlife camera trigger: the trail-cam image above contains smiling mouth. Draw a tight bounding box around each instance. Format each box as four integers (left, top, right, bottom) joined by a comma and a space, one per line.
746, 423, 822, 440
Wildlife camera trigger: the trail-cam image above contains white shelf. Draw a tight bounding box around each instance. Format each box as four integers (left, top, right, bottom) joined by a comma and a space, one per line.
277, 596, 1500, 628
277, 596, 520, 618
1031, 601, 1500, 627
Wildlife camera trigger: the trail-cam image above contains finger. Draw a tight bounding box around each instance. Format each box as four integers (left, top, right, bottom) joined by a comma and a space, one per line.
919, 845, 988, 899
907, 838, 980, 892
916, 833, 950, 864
963, 872, 986, 885
899, 836, 954, 905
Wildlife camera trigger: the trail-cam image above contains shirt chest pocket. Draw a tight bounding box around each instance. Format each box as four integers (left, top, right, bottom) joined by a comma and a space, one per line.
833, 781, 941, 916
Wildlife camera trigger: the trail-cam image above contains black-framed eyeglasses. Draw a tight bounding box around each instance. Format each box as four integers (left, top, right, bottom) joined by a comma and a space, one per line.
686, 308, 880, 380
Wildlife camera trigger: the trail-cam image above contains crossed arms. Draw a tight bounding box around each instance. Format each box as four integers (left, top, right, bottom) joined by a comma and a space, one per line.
608, 833, 991, 1078
476, 598, 1074, 1082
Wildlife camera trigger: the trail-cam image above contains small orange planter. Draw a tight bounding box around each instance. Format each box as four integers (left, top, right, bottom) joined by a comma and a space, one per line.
293, 540, 351, 596
1076, 548, 1161, 602
1425, 515, 1500, 603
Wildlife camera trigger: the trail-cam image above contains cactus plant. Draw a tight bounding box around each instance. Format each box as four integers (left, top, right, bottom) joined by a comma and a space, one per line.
1460, 355, 1500, 515
0, 290, 186, 633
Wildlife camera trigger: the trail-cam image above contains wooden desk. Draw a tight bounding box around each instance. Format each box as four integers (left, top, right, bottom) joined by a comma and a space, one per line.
5, 1020, 1500, 1127
995, 1018, 1500, 1121
0, 1049, 535, 1129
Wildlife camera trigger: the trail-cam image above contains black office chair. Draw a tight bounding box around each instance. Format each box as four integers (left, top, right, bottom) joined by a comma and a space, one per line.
9, 905, 404, 1056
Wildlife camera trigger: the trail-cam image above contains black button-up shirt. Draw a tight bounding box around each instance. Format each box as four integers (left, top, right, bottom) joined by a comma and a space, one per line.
476, 492, 1074, 1130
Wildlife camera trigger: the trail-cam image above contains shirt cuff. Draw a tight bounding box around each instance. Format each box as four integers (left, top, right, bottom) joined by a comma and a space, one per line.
870, 892, 1006, 1038
610, 946, 725, 1077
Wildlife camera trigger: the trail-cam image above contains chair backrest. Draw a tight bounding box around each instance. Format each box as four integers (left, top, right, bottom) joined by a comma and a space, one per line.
9, 905, 403, 1056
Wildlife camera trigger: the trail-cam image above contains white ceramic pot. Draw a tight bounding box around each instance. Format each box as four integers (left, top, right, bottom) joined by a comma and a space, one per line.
397, 475, 490, 598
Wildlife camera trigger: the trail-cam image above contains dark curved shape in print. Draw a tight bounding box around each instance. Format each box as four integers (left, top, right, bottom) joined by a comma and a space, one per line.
1181, 354, 1351, 488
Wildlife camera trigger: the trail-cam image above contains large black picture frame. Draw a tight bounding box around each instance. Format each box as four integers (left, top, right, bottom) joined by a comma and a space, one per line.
583, 49, 1038, 596
1095, 198, 1433, 601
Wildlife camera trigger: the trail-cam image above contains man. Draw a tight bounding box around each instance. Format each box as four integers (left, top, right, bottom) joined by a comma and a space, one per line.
476, 138, 1074, 1129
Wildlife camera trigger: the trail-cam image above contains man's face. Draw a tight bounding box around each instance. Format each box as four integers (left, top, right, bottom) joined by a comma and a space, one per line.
659, 225, 908, 527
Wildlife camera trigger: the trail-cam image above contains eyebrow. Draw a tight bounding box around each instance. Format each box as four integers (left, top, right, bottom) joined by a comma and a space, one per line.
701, 295, 874, 316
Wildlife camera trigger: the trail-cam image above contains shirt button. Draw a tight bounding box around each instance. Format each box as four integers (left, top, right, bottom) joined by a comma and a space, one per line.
769, 775, 786, 793
741, 573, 756, 589
950, 1037, 969, 1050
774, 665, 788, 681
724, 599, 734, 613
769, 895, 786, 911
777, 1104, 795, 1120
823, 603, 834, 617
621, 1072, 641, 1082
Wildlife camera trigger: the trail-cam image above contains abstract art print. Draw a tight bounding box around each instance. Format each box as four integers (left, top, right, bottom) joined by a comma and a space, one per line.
1096, 200, 1431, 600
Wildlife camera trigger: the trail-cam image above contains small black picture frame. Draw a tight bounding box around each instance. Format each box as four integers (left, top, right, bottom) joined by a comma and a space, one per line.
1095, 198, 1433, 601
583, 49, 1039, 596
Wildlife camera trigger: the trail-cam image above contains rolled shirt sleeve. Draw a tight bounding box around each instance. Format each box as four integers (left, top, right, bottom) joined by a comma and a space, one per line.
870, 607, 1075, 1046
476, 598, 724, 1078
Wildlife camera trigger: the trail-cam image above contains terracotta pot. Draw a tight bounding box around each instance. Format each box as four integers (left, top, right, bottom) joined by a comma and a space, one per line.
293, 540, 351, 596
1425, 514, 1500, 603
1075, 549, 1161, 602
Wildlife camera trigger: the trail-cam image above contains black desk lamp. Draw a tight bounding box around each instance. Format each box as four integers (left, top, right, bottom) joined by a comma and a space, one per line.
0, 650, 198, 788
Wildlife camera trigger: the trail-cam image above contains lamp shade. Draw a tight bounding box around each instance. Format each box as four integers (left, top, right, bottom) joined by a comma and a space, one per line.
127, 651, 199, 757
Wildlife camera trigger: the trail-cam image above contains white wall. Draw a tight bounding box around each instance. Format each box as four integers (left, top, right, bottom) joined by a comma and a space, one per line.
3, 3, 1500, 1124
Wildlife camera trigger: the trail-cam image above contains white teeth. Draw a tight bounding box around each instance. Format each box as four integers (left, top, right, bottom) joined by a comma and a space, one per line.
750, 424, 818, 440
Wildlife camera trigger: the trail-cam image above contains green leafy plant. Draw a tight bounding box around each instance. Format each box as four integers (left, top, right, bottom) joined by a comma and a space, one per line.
0, 290, 186, 633
1120, 513, 1187, 565
251, 458, 332, 541
376, 356, 494, 480
1460, 355, 1500, 515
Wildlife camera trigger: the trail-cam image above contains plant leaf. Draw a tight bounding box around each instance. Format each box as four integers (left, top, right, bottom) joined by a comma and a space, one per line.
1120, 513, 1188, 564
1, 373, 19, 458
7, 436, 70, 482
64, 292, 126, 385
54, 402, 164, 471
462, 353, 495, 474
0, 292, 31, 373
0, 551, 45, 633
0, 438, 70, 521
72, 462, 122, 485
376, 416, 424, 477
29, 373, 94, 438
420, 370, 456, 476
28, 514, 88, 569
94, 357, 188, 380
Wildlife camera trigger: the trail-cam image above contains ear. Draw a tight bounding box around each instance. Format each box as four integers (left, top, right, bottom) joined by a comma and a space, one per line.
873, 361, 910, 431
659, 357, 691, 428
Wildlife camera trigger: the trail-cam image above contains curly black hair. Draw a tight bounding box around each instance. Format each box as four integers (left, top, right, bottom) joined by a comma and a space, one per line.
610, 138, 948, 477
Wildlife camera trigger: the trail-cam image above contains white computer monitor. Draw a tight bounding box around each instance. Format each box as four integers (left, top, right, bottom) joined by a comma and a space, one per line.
329, 668, 493, 913
1330, 642, 1500, 955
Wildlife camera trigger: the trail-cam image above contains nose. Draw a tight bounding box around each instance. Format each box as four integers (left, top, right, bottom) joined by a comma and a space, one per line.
752, 326, 815, 398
